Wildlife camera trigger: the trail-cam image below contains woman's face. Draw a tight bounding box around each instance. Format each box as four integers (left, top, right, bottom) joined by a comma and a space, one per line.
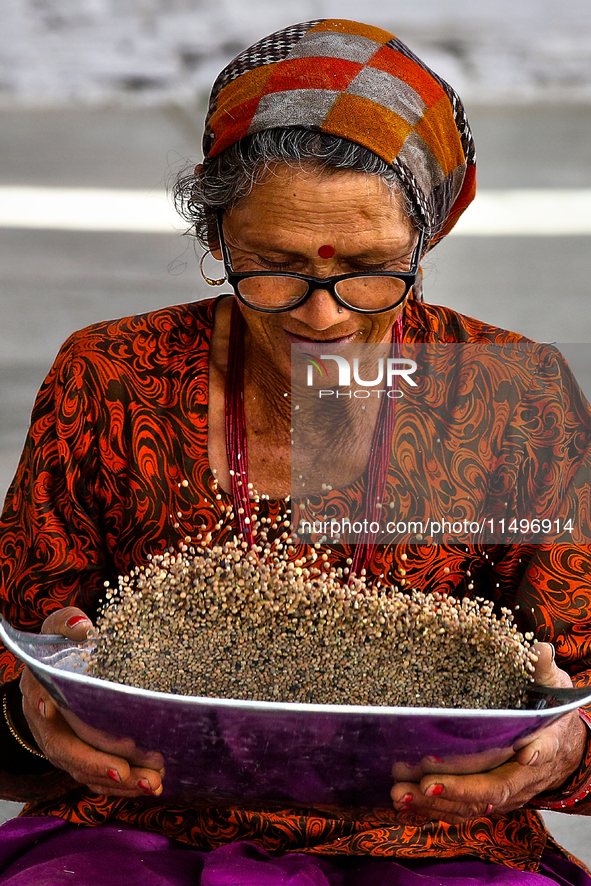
214, 164, 420, 380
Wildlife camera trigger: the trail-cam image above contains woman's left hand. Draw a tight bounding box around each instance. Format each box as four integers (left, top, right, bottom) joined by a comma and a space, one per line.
390, 643, 588, 822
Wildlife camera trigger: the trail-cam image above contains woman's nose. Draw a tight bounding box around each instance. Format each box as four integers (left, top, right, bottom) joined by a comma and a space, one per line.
289, 286, 347, 329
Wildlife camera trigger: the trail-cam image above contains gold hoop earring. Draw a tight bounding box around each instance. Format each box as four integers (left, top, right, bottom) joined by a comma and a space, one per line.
199, 250, 226, 286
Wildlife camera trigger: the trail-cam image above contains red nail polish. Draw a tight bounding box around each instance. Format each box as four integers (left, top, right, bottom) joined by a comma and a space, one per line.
38, 699, 46, 717
66, 615, 90, 628
107, 769, 121, 783
402, 793, 414, 804
138, 778, 155, 795
428, 756, 443, 763
427, 783, 444, 797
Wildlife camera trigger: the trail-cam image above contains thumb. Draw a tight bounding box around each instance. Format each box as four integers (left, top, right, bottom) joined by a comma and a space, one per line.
532, 642, 559, 686
41, 607, 94, 642
532, 642, 574, 690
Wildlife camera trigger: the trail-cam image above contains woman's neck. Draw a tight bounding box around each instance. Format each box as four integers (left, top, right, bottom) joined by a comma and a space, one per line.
208, 298, 384, 499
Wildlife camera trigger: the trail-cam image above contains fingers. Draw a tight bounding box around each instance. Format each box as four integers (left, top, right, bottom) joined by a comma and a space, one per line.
41, 607, 94, 642
391, 780, 485, 824
530, 641, 576, 690
20, 668, 164, 798
392, 721, 584, 823
513, 726, 561, 769
392, 761, 424, 781
36, 690, 164, 797
84, 765, 165, 798
392, 747, 514, 781
391, 751, 563, 824
391, 763, 522, 823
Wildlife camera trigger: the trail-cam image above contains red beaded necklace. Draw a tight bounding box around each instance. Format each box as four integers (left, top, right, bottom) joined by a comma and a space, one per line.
224, 301, 255, 548
225, 300, 402, 576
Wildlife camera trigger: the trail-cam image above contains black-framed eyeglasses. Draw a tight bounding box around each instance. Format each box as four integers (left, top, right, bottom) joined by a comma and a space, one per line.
215, 211, 424, 315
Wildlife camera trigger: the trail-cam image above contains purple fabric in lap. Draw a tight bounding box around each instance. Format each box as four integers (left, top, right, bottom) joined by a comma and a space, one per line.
0, 818, 204, 885
0, 818, 589, 886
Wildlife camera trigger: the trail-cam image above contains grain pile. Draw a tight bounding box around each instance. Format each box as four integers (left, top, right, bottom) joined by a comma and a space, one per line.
89, 536, 536, 709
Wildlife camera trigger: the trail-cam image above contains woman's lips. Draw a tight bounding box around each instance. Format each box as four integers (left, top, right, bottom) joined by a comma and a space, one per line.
285, 331, 358, 354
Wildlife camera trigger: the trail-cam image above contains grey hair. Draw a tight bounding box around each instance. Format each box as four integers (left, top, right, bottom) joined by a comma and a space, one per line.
173, 128, 422, 250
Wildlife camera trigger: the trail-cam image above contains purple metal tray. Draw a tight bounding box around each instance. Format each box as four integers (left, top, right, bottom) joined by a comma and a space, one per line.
3, 619, 590, 808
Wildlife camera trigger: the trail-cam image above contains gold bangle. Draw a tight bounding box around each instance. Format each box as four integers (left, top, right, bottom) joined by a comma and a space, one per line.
2, 693, 46, 759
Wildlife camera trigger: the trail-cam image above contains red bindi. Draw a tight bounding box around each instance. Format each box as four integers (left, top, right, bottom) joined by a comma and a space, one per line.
317, 244, 335, 259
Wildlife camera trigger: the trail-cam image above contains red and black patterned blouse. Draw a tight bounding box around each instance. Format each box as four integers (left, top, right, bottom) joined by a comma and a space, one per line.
1, 297, 591, 872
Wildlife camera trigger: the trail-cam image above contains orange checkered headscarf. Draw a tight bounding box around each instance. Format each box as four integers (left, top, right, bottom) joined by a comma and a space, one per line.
203, 19, 476, 245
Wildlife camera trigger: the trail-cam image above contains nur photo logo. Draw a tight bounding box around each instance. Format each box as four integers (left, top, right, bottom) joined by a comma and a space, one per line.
305, 354, 417, 399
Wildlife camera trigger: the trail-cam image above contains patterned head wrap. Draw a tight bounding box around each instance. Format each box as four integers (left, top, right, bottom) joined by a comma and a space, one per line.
203, 19, 476, 245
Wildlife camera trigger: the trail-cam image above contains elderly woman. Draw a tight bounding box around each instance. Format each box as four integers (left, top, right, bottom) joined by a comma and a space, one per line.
1, 18, 591, 886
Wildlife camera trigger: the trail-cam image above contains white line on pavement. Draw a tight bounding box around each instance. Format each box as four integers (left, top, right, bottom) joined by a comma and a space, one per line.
452, 189, 591, 235
1, 186, 591, 235
0, 187, 181, 233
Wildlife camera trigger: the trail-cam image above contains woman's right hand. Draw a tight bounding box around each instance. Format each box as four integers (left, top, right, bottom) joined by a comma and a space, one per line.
19, 606, 165, 797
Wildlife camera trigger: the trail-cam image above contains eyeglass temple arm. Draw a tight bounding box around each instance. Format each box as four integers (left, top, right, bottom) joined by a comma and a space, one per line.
413, 228, 425, 266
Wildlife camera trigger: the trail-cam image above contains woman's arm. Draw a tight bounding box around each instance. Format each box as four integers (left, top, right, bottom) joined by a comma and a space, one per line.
0, 327, 172, 799
0, 305, 216, 802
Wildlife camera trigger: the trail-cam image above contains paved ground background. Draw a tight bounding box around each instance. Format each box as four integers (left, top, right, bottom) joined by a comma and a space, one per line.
1, 103, 591, 863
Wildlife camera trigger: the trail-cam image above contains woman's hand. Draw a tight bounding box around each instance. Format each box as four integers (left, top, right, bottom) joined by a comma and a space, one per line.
19, 606, 165, 797
391, 643, 588, 822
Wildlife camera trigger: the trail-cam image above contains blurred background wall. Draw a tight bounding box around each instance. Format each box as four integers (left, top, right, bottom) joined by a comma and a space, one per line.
1, 0, 591, 108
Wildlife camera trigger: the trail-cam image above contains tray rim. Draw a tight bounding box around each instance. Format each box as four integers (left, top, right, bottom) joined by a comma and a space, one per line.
3, 618, 590, 720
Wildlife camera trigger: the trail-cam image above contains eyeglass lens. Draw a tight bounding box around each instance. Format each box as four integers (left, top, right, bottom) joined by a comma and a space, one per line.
236, 275, 410, 311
